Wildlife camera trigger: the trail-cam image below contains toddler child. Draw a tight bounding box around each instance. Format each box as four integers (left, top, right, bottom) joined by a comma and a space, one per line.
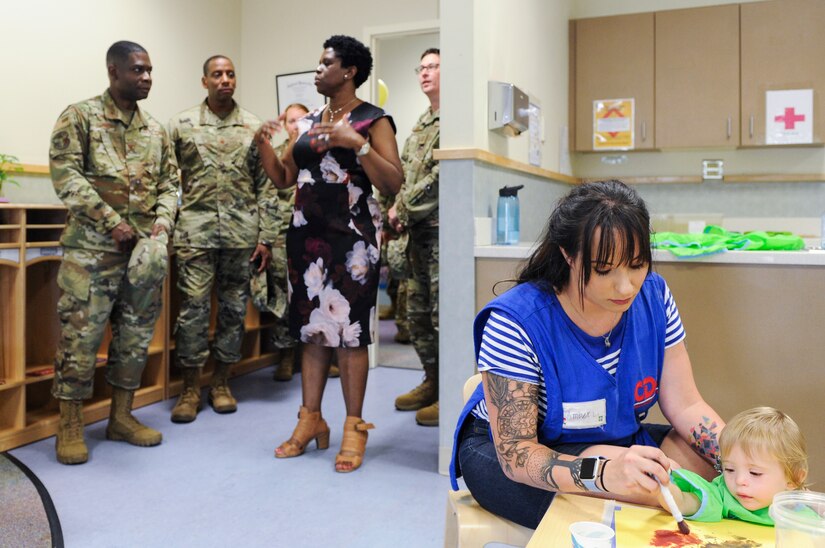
661, 406, 808, 525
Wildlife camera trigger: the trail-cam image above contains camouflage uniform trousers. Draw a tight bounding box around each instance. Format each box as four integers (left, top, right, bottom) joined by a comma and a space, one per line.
175, 247, 253, 368
52, 248, 163, 400
406, 227, 439, 375
385, 273, 409, 333
268, 236, 297, 350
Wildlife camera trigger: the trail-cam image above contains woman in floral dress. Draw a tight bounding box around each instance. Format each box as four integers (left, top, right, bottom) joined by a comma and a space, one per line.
256, 35, 402, 472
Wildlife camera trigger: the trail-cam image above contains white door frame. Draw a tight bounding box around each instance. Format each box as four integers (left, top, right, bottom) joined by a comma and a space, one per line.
363, 20, 440, 369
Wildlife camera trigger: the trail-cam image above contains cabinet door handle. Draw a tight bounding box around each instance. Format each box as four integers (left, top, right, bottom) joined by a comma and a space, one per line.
749, 115, 754, 139
641, 121, 647, 142
726, 117, 732, 139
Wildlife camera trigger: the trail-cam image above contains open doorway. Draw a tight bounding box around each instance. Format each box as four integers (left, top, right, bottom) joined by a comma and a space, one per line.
367, 24, 439, 370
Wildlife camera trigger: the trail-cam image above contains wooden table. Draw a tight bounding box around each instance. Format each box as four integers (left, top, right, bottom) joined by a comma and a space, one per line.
527, 493, 777, 547
527, 494, 611, 547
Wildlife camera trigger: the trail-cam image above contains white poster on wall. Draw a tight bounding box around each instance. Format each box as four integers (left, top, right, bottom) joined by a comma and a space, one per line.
528, 102, 542, 167
765, 89, 813, 145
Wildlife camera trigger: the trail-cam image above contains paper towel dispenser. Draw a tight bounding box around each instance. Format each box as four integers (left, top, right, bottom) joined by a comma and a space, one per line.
488, 81, 529, 136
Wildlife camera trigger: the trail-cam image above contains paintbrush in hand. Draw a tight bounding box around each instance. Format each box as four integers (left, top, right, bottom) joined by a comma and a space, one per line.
654, 476, 691, 535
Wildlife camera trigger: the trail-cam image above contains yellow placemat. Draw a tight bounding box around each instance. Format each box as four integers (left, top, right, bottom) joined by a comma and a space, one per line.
614, 503, 774, 547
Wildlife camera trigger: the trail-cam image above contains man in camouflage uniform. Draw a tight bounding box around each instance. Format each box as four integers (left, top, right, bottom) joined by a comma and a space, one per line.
269, 103, 307, 382
378, 191, 411, 344
168, 55, 277, 423
389, 48, 441, 426
49, 41, 179, 464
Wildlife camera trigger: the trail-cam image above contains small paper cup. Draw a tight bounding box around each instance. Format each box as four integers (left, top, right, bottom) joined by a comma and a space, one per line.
569, 521, 615, 548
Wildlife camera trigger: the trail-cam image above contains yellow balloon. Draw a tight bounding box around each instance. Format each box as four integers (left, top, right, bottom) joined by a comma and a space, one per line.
378, 79, 389, 108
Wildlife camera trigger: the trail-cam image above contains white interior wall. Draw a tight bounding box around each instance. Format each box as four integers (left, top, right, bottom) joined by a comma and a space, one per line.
440, 0, 572, 172
0, 0, 242, 166
374, 32, 440, 153
480, 0, 572, 172
239, 0, 440, 124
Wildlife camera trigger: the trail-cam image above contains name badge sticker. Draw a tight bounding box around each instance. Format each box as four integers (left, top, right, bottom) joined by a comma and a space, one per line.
562, 399, 607, 430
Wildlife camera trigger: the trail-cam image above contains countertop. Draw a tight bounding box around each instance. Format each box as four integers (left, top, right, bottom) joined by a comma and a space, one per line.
475, 244, 825, 266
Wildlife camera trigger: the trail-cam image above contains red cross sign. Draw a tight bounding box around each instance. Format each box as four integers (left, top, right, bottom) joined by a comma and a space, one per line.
774, 107, 806, 130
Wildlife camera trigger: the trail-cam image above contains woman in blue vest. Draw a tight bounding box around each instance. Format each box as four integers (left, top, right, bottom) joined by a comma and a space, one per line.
450, 180, 725, 529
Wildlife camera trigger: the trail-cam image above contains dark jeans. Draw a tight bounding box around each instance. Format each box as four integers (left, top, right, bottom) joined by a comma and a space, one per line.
457, 416, 671, 530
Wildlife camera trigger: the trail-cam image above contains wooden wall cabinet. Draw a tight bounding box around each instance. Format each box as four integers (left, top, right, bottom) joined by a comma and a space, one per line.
655, 5, 740, 148
572, 13, 655, 152
741, 0, 825, 146
0, 204, 277, 452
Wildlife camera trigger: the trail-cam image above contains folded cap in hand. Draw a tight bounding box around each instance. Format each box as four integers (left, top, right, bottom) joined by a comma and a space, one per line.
128, 235, 169, 288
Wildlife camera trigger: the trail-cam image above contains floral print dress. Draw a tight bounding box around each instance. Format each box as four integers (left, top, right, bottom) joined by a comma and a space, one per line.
287, 102, 393, 347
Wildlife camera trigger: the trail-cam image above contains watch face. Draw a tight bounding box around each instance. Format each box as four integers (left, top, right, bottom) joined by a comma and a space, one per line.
580, 457, 597, 480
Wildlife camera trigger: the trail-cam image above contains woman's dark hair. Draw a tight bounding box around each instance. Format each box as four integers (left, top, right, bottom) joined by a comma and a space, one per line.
323, 35, 372, 88
517, 180, 652, 299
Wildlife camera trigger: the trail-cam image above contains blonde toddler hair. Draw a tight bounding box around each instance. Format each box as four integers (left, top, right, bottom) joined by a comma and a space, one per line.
719, 406, 808, 489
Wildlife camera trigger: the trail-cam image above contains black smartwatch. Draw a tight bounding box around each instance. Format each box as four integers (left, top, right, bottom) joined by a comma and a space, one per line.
259, 240, 272, 248
580, 456, 605, 492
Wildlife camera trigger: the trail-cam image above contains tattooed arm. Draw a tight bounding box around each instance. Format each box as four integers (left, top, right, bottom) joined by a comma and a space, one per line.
657, 341, 725, 472
483, 371, 604, 493
483, 370, 678, 502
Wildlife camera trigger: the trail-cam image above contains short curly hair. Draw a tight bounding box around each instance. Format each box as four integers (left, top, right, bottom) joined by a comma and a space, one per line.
323, 35, 372, 88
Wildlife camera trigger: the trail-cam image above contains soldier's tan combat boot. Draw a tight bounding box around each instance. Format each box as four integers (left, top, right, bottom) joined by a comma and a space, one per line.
171, 368, 201, 423
272, 348, 295, 382
106, 387, 163, 446
328, 352, 340, 378
415, 401, 439, 427
394, 325, 411, 344
56, 400, 88, 465
394, 377, 437, 411
209, 361, 237, 413
378, 303, 396, 321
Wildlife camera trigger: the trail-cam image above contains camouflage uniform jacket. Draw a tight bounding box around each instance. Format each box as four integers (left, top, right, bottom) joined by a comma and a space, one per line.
272, 139, 295, 245
395, 108, 440, 230
49, 90, 179, 252
168, 100, 277, 248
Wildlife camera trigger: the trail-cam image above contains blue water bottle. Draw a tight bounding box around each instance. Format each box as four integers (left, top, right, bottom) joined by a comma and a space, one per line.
496, 185, 524, 245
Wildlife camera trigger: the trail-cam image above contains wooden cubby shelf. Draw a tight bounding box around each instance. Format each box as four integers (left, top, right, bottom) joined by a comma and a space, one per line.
0, 204, 278, 451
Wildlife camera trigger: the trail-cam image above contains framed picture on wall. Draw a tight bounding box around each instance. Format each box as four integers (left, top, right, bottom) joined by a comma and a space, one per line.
276, 71, 326, 115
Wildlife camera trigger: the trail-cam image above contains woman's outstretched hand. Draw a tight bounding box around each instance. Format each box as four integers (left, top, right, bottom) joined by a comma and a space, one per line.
255, 119, 283, 145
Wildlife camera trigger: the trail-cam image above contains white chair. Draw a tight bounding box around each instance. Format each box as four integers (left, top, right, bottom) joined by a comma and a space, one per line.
443, 374, 534, 548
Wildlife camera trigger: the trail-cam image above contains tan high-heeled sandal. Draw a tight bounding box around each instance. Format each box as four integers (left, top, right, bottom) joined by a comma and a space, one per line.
275, 406, 330, 458
335, 416, 375, 473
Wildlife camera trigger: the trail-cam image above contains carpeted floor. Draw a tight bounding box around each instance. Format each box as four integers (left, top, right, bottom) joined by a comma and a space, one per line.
10, 366, 450, 547
0, 452, 63, 547
377, 318, 423, 371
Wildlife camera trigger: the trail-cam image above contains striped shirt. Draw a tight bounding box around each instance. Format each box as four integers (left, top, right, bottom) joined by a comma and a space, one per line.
473, 281, 685, 421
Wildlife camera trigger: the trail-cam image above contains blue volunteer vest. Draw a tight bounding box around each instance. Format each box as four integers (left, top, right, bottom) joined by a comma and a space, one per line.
450, 273, 668, 489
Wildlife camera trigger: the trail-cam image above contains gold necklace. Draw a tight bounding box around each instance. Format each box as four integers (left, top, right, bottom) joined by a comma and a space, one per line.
326, 98, 357, 123
561, 292, 620, 348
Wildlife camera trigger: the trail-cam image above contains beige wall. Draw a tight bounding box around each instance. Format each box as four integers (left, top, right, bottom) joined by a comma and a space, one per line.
0, 0, 242, 166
